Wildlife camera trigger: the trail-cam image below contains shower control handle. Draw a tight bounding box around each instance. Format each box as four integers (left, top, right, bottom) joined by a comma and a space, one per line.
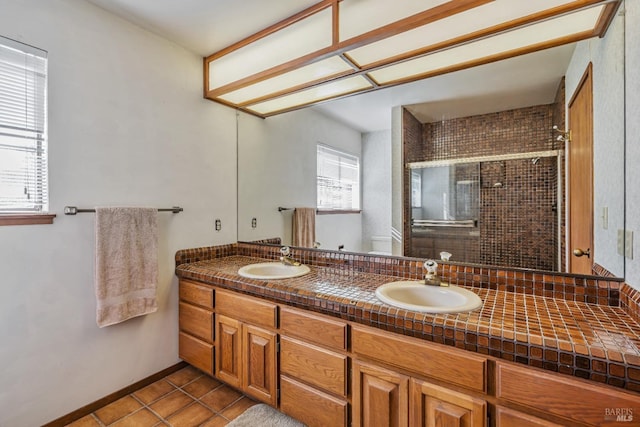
572, 248, 591, 258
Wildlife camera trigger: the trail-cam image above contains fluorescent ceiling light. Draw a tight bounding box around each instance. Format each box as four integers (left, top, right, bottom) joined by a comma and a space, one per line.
346, 0, 580, 67
369, 6, 605, 85
246, 76, 373, 115
219, 56, 354, 105
204, 0, 620, 117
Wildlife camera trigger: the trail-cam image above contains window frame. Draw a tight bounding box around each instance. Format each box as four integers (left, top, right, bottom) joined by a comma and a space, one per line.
0, 36, 54, 226
316, 143, 361, 214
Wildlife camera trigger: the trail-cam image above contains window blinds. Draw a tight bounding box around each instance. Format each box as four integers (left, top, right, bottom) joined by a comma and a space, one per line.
0, 36, 48, 213
317, 144, 360, 210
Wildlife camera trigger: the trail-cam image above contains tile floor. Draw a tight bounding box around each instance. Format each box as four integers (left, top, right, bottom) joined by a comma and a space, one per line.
65, 366, 257, 427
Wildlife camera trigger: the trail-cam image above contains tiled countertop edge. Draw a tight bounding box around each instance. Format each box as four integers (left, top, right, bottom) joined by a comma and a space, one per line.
176, 242, 625, 307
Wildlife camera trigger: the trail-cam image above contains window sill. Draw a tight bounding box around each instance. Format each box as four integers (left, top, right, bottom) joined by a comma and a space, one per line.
316, 209, 362, 215
0, 214, 56, 226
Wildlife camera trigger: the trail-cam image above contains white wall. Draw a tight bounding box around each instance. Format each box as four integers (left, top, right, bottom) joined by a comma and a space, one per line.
391, 106, 404, 255
237, 108, 363, 252
565, 6, 626, 277
625, 0, 640, 288
361, 130, 392, 252
0, 1, 237, 425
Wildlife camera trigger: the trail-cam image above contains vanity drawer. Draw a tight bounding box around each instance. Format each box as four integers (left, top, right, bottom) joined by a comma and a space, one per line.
179, 302, 213, 343
280, 336, 347, 397
280, 306, 347, 351
179, 331, 214, 375
495, 406, 563, 427
179, 280, 214, 308
496, 362, 640, 426
280, 375, 348, 427
351, 324, 486, 393
215, 289, 277, 329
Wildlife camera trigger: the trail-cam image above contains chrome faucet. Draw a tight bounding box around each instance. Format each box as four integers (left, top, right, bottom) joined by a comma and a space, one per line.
423, 260, 448, 287
280, 246, 301, 266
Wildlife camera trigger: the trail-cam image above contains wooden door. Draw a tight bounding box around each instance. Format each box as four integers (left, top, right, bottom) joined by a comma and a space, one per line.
242, 324, 278, 405
352, 360, 409, 427
410, 379, 486, 427
215, 314, 242, 388
568, 64, 594, 274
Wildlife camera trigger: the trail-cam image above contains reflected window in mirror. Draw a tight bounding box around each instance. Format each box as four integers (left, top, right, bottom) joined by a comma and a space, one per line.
317, 144, 360, 212
411, 171, 422, 208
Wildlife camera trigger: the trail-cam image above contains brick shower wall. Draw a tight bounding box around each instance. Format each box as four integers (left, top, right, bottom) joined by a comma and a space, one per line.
481, 156, 558, 270
422, 104, 555, 159
405, 104, 563, 270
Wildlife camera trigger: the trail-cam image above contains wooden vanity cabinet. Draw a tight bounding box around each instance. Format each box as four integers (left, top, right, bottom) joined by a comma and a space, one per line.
351, 324, 487, 427
178, 280, 640, 427
178, 280, 214, 375
214, 290, 278, 406
278, 307, 349, 427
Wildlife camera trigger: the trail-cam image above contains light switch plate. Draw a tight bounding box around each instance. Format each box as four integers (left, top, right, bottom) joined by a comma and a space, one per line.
618, 229, 625, 256
602, 207, 608, 229
625, 230, 633, 259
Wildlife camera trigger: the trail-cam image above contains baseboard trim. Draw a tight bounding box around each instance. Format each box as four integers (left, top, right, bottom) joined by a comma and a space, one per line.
42, 361, 188, 427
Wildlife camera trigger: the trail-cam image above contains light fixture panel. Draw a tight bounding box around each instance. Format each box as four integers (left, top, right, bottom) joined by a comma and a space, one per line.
208, 7, 332, 91
369, 5, 604, 84
246, 76, 373, 115
347, 0, 577, 66
218, 56, 354, 104
339, 0, 450, 41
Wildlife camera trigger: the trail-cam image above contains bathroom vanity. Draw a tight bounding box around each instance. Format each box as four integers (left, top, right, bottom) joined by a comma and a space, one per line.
175, 243, 640, 427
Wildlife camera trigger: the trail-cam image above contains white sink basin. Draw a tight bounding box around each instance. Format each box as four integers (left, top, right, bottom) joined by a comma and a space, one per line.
238, 262, 310, 280
375, 280, 482, 313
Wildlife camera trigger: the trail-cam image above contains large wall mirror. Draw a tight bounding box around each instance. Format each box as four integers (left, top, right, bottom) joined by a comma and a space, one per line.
237, 1, 626, 279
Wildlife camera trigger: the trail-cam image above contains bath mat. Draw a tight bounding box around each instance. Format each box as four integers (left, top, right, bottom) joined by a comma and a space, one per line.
227, 404, 306, 427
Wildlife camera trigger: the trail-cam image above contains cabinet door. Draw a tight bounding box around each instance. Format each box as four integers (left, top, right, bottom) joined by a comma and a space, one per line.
410, 379, 486, 427
242, 324, 277, 406
215, 314, 242, 388
353, 360, 409, 427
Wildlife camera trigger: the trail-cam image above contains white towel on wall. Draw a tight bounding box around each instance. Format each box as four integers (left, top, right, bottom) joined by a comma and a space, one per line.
94, 207, 158, 328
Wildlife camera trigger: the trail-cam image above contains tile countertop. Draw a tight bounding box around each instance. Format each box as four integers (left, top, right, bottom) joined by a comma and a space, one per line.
176, 255, 640, 393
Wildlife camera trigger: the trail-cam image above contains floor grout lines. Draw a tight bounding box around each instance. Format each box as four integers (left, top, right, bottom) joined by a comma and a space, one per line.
65, 366, 257, 427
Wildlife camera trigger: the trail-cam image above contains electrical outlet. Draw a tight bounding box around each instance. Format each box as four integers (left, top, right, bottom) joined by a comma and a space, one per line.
251, 217, 257, 228
625, 230, 633, 259
215, 219, 221, 231
618, 229, 625, 256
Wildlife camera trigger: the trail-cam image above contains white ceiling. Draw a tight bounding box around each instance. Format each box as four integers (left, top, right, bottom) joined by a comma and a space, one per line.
84, 0, 576, 132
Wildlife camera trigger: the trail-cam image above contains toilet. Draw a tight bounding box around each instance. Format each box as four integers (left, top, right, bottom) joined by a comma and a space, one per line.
368, 235, 392, 255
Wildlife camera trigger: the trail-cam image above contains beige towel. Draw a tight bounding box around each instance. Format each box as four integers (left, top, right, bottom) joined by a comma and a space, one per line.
292, 207, 316, 248
95, 207, 158, 327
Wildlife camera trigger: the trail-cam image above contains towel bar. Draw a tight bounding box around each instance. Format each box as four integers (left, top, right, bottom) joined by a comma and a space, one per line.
64, 206, 183, 215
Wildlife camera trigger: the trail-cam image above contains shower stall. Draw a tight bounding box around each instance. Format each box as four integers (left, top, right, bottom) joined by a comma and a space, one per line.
408, 150, 563, 271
